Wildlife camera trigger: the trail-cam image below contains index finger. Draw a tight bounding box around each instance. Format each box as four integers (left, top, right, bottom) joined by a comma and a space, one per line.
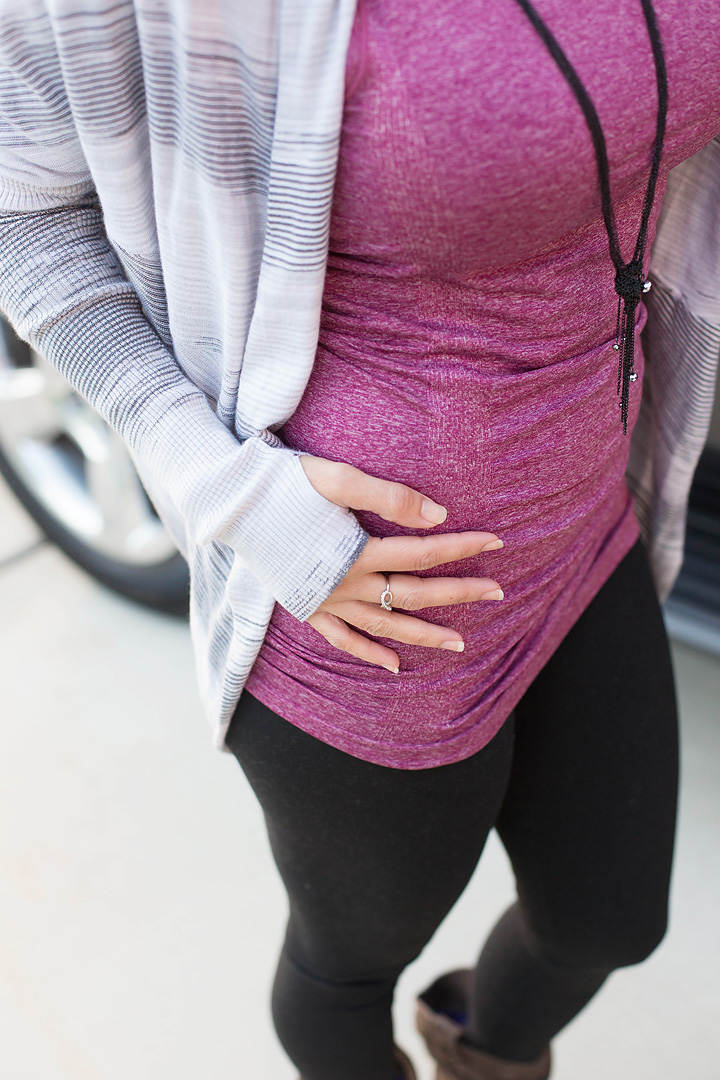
359, 531, 503, 573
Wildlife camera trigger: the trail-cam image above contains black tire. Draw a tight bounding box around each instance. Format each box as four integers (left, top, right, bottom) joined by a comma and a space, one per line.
0, 438, 190, 615
0, 318, 189, 616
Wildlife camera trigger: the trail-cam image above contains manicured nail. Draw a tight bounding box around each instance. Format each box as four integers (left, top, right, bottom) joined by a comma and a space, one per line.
480, 588, 504, 601
441, 640, 465, 652
481, 538, 504, 551
383, 664, 400, 674
421, 499, 447, 524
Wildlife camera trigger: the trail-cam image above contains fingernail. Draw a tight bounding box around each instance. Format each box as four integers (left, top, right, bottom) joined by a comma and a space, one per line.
480, 589, 504, 601
441, 640, 465, 652
481, 538, 504, 551
383, 664, 400, 674
421, 499, 447, 524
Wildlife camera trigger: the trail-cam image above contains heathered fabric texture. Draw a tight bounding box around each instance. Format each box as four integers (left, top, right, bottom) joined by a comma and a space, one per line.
0, 1, 718, 757
244, 0, 720, 766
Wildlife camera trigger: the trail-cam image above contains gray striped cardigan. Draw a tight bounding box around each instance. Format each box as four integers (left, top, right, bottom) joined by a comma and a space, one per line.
0, 0, 717, 753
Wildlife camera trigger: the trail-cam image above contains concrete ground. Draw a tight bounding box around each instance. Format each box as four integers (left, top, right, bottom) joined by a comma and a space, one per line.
1, 476, 718, 1080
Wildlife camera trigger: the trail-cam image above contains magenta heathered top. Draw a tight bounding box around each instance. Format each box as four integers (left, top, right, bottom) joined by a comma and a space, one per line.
244, 0, 720, 767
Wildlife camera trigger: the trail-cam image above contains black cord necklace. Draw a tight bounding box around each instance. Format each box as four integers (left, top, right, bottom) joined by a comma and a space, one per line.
511, 0, 668, 434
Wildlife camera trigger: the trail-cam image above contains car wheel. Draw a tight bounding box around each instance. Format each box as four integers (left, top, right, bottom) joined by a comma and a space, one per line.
0, 316, 189, 616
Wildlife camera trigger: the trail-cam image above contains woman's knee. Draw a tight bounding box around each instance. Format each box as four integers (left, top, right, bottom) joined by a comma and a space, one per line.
283, 915, 425, 986
272, 944, 398, 1018
526, 906, 670, 972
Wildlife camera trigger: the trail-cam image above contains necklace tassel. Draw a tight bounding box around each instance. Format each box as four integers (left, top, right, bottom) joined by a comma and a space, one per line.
617, 298, 638, 435
613, 260, 647, 435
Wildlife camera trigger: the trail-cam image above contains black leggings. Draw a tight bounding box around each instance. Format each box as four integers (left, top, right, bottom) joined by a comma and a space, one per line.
225, 539, 679, 1080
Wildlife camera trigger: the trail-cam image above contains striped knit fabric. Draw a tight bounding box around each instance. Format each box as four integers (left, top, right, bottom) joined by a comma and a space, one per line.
0, 0, 717, 753
629, 136, 720, 598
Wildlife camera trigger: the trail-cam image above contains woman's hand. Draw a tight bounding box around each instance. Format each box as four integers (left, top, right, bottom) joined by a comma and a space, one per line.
299, 455, 504, 673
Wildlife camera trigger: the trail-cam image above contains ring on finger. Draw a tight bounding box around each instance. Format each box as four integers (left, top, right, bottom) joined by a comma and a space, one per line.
379, 573, 393, 612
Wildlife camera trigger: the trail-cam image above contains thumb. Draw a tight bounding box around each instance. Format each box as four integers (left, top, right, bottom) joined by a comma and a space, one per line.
299, 455, 448, 528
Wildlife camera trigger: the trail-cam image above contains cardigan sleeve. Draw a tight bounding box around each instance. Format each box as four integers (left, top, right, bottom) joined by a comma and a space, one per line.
0, 4, 369, 622
630, 134, 720, 601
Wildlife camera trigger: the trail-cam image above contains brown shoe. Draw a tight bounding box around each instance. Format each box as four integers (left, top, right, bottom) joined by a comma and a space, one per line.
297, 1042, 417, 1079
416, 969, 551, 1080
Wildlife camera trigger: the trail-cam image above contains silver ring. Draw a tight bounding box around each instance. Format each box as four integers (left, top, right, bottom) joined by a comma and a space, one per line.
379, 573, 393, 612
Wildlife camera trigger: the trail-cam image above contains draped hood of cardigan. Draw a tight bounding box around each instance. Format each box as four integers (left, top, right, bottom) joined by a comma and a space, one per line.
0, 0, 717, 753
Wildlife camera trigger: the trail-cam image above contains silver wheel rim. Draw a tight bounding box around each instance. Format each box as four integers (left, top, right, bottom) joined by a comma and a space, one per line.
0, 331, 177, 566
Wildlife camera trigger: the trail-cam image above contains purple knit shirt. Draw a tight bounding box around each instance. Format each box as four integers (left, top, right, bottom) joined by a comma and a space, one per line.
244, 0, 720, 767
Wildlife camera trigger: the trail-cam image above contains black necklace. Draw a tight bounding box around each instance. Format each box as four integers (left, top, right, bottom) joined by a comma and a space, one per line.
511, 0, 668, 434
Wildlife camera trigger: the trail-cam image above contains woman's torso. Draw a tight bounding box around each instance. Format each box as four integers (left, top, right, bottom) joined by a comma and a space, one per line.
244, 0, 720, 767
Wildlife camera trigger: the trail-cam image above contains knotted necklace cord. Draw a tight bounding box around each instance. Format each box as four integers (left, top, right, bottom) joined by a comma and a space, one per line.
511, 0, 668, 433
